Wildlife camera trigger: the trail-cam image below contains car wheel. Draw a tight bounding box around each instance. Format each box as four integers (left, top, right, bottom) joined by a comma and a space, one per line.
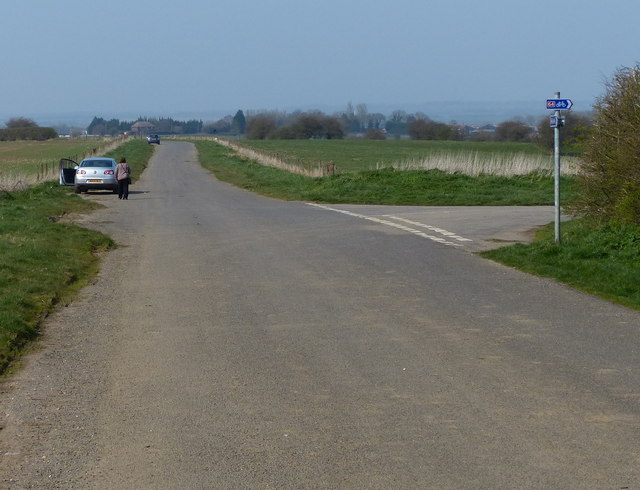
74, 186, 82, 194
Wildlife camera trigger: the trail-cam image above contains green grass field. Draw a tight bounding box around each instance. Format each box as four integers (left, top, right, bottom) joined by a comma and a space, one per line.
0, 138, 118, 176
236, 139, 552, 173
103, 138, 154, 182
195, 139, 576, 205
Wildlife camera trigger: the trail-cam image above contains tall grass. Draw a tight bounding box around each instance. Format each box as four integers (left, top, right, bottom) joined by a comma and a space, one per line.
390, 152, 582, 176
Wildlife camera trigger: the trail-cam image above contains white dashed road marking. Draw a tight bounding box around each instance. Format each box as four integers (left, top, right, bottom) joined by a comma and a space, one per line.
382, 216, 473, 242
307, 203, 472, 248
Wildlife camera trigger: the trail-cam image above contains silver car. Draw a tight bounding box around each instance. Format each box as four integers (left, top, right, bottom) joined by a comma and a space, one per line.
59, 157, 118, 194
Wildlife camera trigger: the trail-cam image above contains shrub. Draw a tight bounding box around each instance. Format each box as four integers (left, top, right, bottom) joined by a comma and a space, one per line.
571, 63, 640, 225
246, 115, 276, 139
269, 114, 344, 140
0, 127, 58, 141
407, 119, 460, 140
365, 129, 387, 140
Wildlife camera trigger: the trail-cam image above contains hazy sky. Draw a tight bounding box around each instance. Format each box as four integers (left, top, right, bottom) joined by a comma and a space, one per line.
1, 0, 638, 123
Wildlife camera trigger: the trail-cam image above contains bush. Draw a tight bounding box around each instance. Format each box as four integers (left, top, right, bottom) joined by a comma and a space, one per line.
246, 115, 276, 139
407, 119, 460, 140
0, 127, 58, 141
571, 63, 640, 225
536, 112, 593, 155
495, 121, 533, 142
365, 129, 387, 140
269, 114, 344, 140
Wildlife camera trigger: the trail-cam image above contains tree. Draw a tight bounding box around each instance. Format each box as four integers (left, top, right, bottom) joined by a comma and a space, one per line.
87, 116, 107, 135
0, 126, 57, 141
385, 110, 409, 137
407, 118, 433, 140
365, 128, 386, 140
322, 115, 344, 140
407, 118, 458, 140
355, 104, 369, 132
572, 63, 640, 224
246, 115, 276, 139
536, 112, 593, 154
204, 115, 233, 134
339, 102, 360, 133
495, 120, 532, 142
183, 119, 203, 134
231, 110, 246, 134
269, 112, 344, 140
6, 117, 37, 128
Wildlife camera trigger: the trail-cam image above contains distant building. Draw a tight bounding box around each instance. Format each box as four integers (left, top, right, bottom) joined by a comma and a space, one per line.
469, 124, 497, 136
131, 121, 155, 135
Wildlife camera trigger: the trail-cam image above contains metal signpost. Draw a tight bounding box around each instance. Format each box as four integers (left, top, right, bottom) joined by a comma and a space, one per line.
546, 93, 573, 244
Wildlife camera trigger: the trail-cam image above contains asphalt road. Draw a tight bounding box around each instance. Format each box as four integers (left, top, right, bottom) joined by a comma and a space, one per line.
1, 141, 640, 489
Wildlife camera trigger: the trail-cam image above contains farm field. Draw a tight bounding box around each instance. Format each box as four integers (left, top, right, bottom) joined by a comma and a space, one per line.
0, 138, 119, 172
194, 139, 578, 206
0, 137, 128, 189
234, 139, 565, 175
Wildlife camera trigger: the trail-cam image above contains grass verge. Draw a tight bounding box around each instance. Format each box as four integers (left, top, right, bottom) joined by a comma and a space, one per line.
0, 184, 115, 374
481, 219, 640, 310
103, 138, 154, 182
0, 138, 154, 375
195, 140, 577, 205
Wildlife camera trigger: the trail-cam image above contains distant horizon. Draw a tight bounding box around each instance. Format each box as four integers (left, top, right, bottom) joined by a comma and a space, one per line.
3, 1, 632, 134
0, 98, 594, 130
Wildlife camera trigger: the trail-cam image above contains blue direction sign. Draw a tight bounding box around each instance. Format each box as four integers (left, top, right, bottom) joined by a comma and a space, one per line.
546, 98, 573, 110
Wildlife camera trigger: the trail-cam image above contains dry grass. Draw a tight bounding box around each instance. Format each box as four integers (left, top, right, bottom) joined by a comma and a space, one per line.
210, 138, 326, 177
384, 152, 583, 176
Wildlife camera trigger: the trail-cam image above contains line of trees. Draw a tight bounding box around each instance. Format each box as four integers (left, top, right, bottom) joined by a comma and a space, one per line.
82, 103, 595, 149
2, 106, 596, 151
87, 116, 204, 136
245, 112, 344, 140
211, 104, 593, 147
239, 107, 469, 141
0, 117, 57, 141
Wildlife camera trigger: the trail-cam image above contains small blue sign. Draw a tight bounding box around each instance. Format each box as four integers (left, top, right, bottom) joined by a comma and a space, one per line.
546, 99, 573, 110
550, 115, 559, 128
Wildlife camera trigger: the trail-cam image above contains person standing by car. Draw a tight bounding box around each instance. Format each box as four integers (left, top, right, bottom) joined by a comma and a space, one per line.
115, 157, 132, 200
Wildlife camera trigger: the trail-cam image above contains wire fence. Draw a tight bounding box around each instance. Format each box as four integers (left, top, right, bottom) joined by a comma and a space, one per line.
0, 137, 129, 191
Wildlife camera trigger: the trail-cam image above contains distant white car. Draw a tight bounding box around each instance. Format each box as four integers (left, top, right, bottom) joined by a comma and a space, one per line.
59, 157, 118, 194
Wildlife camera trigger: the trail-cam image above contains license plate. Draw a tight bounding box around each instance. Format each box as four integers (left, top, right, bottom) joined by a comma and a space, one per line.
88, 179, 102, 183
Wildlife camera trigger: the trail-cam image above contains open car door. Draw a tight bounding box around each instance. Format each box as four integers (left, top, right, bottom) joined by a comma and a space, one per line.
59, 158, 78, 186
